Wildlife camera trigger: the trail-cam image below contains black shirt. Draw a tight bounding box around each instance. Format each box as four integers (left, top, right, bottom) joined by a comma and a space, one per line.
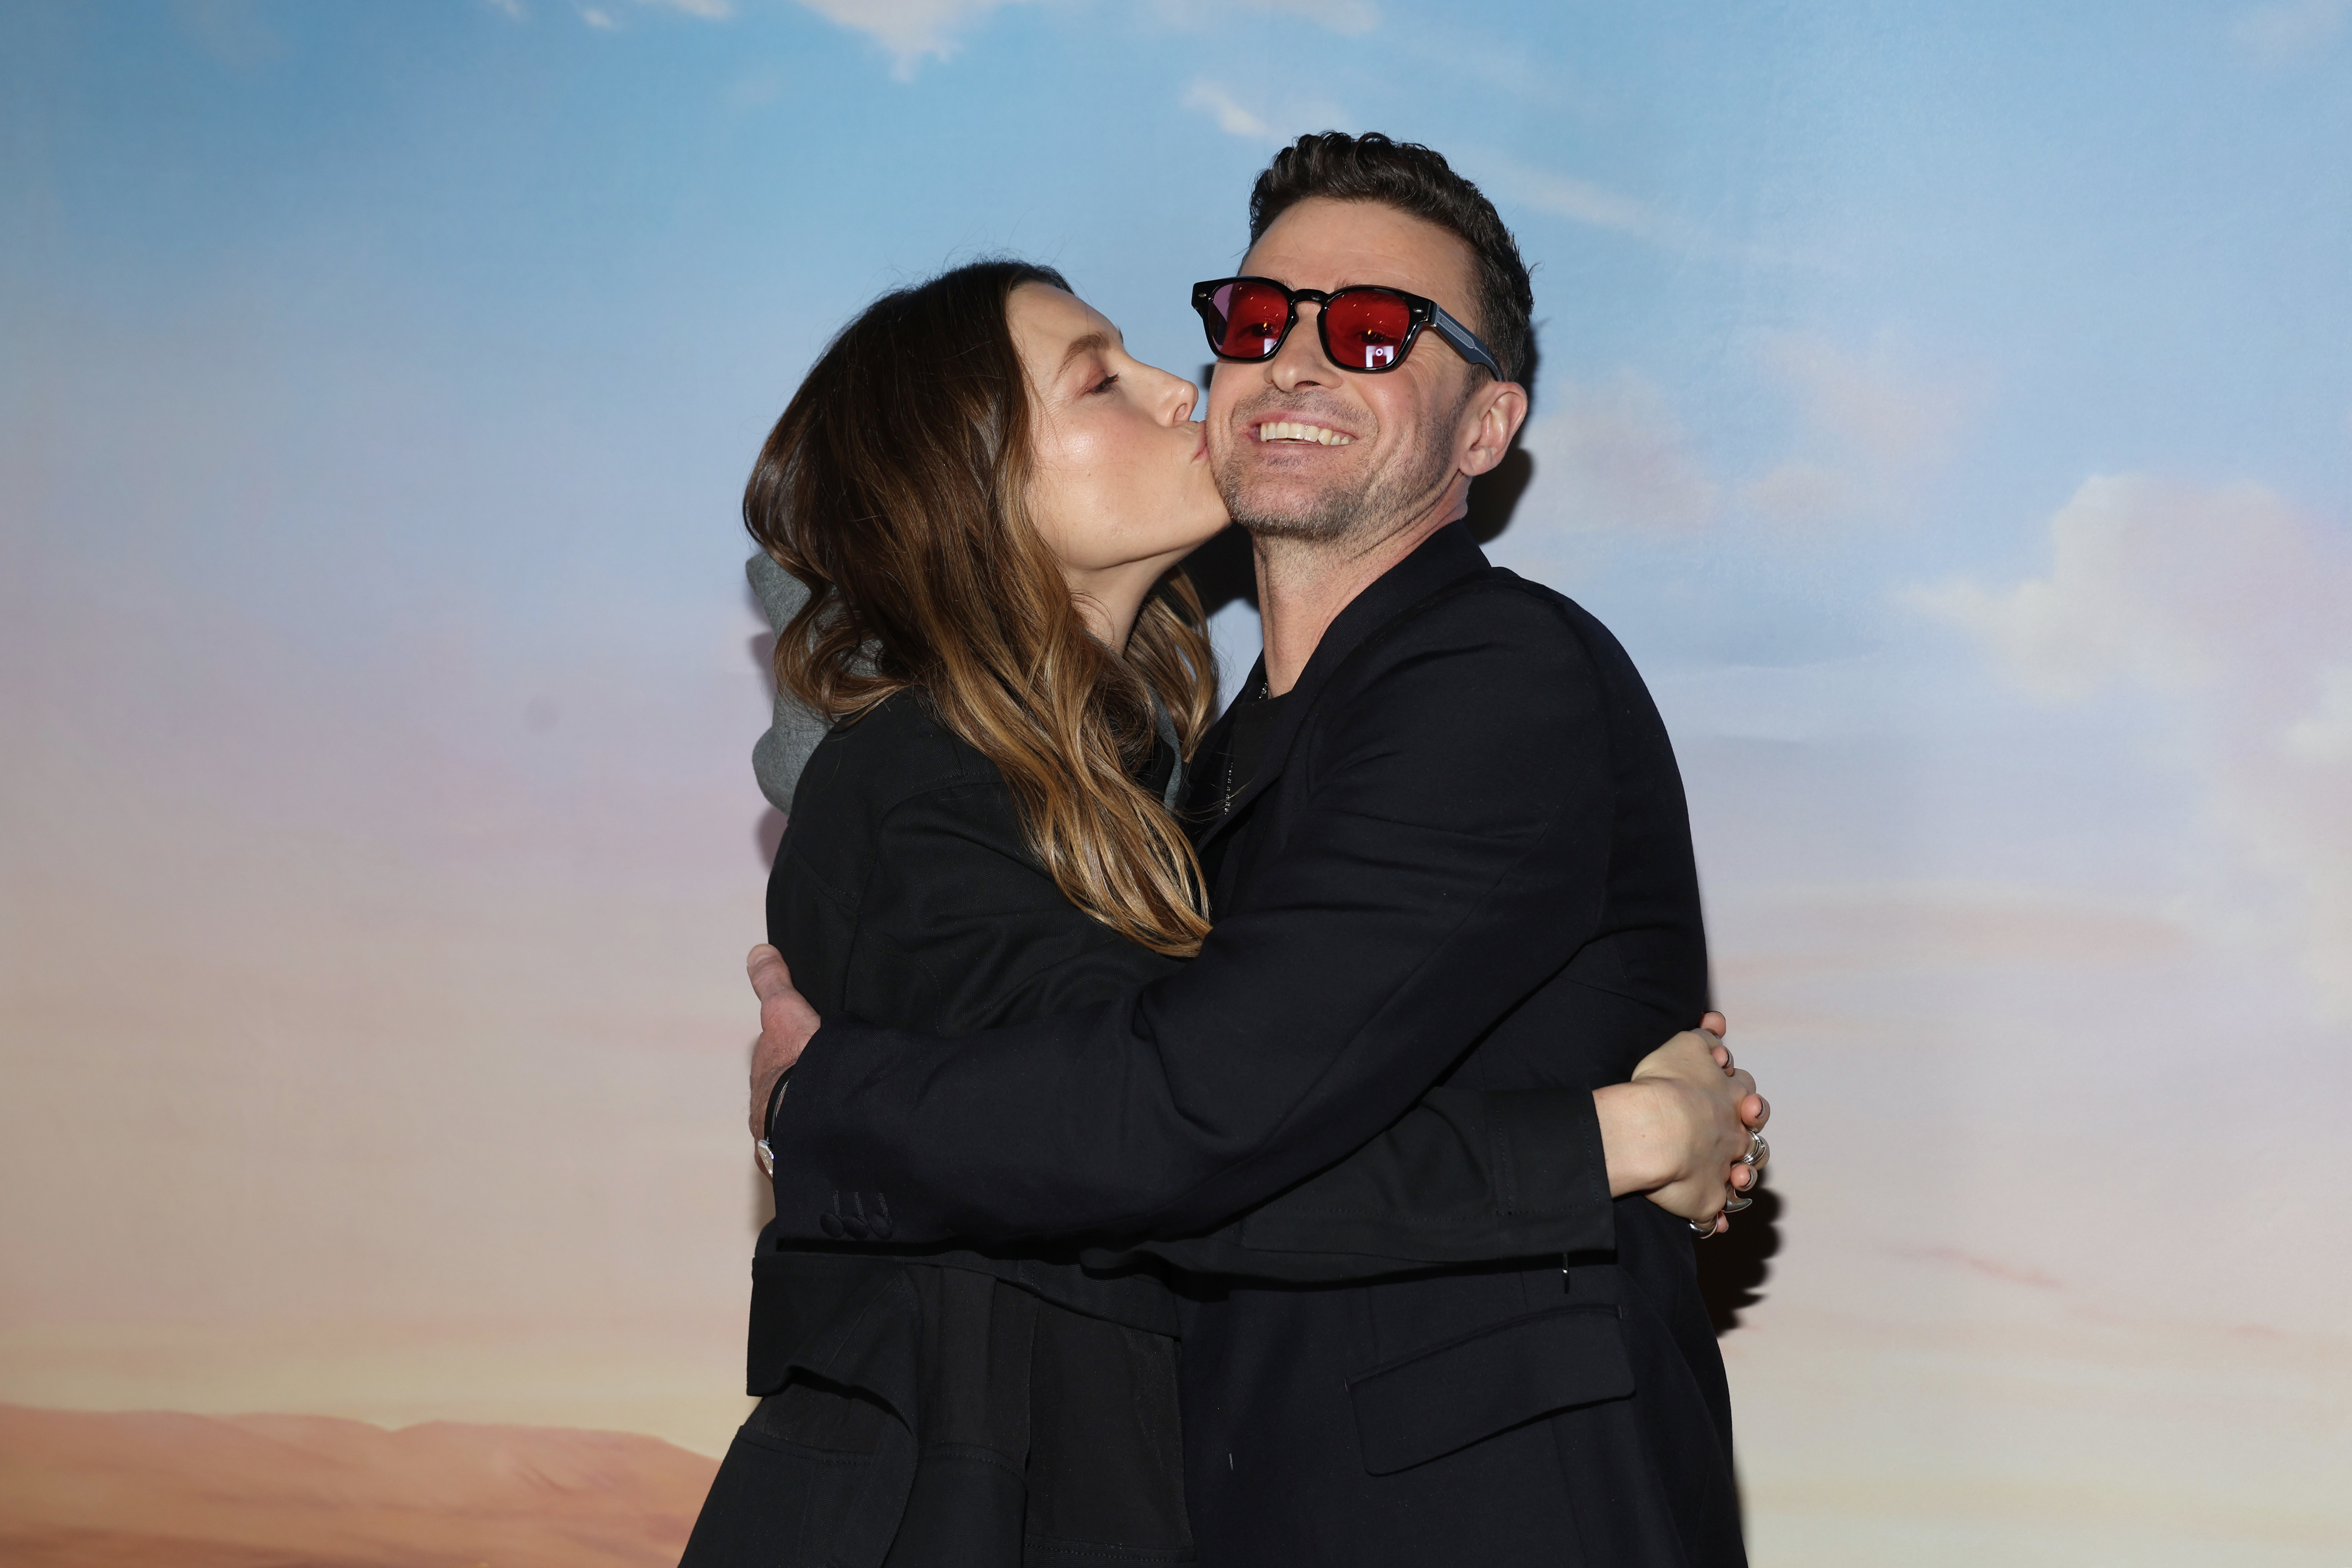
1216, 688, 1287, 814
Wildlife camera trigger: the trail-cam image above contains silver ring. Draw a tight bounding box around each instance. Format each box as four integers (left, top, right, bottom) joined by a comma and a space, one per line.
1689, 1218, 1719, 1238
1741, 1131, 1769, 1169
1722, 1192, 1753, 1213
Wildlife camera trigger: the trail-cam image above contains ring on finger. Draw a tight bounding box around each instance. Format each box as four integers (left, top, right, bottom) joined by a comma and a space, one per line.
1688, 1218, 1719, 1238
1741, 1131, 1769, 1169
1722, 1192, 1753, 1213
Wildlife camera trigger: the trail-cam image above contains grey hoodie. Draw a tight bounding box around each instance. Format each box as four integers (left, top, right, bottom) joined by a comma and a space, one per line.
748, 552, 831, 814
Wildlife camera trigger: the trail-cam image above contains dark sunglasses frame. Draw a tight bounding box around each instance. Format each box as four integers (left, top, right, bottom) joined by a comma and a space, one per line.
1191, 275, 1505, 379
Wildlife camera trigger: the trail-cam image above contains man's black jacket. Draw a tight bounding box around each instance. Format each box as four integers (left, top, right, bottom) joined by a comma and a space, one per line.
767, 525, 1743, 1567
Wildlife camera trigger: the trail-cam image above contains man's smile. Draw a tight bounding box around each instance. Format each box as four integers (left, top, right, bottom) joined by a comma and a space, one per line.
1250, 416, 1356, 446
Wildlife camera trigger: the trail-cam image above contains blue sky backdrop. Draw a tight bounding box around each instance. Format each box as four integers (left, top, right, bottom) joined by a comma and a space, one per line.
5, 4, 2349, 1562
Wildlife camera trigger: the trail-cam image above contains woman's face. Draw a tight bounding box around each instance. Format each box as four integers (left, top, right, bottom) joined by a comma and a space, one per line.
1010, 283, 1228, 631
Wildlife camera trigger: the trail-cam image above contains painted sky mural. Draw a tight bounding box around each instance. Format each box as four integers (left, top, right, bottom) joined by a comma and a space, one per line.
3, 2, 2348, 1564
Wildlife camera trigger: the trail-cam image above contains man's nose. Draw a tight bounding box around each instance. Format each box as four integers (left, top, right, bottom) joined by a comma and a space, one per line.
1268, 302, 1330, 392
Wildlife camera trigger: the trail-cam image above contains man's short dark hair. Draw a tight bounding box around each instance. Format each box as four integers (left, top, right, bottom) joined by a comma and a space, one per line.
1248, 132, 1535, 385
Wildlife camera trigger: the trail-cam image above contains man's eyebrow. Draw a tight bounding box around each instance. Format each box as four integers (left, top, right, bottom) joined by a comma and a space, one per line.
1058, 330, 1116, 374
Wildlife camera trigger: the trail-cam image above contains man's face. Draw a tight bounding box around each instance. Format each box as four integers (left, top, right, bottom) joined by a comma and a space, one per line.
1206, 197, 1493, 546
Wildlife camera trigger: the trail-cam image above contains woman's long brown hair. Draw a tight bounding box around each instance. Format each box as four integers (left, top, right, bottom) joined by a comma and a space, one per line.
746, 260, 1219, 957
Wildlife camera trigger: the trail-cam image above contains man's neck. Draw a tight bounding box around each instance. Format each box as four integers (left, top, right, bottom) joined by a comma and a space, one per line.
1252, 508, 1460, 696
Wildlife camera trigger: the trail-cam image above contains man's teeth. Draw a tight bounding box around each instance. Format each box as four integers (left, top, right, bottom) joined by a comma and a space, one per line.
1257, 421, 1353, 446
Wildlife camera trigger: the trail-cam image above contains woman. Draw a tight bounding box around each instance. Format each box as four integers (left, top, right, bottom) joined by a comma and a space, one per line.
680, 261, 1762, 1567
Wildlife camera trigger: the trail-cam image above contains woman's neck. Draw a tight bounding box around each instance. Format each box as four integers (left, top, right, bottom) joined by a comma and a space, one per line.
1062, 549, 1190, 652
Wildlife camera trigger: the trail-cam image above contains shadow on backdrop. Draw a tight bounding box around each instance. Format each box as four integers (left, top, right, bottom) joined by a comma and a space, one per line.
1465, 328, 1539, 546
1182, 523, 1258, 617
1695, 1185, 1781, 1336
1462, 444, 1535, 545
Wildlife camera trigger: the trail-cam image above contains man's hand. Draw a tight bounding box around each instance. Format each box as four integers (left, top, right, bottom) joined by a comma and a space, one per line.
747, 944, 822, 1144
1594, 1011, 1770, 1235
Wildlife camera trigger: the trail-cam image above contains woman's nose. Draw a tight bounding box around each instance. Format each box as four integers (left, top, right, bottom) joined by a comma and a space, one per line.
1161, 372, 1197, 425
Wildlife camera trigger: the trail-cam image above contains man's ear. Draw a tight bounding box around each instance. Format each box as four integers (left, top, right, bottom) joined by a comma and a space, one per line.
1459, 379, 1530, 479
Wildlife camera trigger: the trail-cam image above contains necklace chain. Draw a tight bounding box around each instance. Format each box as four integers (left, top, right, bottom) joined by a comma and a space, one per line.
1218, 679, 1274, 816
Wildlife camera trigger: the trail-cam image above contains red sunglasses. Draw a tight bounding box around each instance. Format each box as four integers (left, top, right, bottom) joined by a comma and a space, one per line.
1192, 276, 1504, 378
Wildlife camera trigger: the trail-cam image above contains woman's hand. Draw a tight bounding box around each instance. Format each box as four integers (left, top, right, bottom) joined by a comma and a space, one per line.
1593, 1012, 1770, 1236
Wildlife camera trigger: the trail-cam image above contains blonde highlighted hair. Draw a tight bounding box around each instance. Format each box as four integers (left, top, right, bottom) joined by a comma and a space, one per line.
746, 260, 1218, 957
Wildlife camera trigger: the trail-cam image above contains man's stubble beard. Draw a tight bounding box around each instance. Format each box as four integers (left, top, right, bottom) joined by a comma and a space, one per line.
1215, 426, 1458, 549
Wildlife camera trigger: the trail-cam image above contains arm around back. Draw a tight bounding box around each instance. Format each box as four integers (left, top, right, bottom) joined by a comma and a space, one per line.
767, 688, 1621, 1272
766, 583, 1622, 1249
1094, 1083, 1613, 1281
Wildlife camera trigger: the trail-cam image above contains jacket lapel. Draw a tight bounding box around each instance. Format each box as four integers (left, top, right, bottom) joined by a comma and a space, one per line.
1189, 523, 1490, 860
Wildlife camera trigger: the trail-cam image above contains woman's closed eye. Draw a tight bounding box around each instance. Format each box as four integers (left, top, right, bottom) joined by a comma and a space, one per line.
1088, 372, 1120, 394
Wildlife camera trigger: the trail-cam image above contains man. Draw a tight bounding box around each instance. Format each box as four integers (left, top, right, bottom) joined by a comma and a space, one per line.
749, 133, 1756, 1566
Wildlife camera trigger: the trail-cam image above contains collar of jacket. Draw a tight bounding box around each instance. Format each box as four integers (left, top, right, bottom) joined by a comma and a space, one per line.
1192, 521, 1489, 857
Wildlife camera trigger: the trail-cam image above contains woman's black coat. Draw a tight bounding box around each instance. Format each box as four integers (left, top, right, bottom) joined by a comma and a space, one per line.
680, 678, 1621, 1568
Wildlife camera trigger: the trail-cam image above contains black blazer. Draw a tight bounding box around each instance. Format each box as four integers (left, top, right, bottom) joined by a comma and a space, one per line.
686, 674, 1625, 1568
766, 525, 1741, 1567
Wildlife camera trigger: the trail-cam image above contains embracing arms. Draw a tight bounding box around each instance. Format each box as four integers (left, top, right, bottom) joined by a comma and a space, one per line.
753, 942, 1762, 1279
752, 590, 1765, 1266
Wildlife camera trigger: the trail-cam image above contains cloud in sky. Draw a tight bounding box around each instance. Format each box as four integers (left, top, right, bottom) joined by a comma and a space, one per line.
1183, 79, 1269, 140
792, 0, 1034, 76
1471, 153, 1847, 274
169, 0, 286, 65
1742, 331, 1981, 524
1472, 155, 1660, 240
2233, 0, 2349, 62
1150, 0, 1381, 38
2286, 667, 2352, 760
1918, 474, 2352, 1018
1180, 78, 1353, 145
516, 0, 719, 29
1517, 373, 1716, 533
1742, 460, 1859, 522
1261, 0, 1378, 32
1712, 880, 2196, 978
1766, 331, 1973, 466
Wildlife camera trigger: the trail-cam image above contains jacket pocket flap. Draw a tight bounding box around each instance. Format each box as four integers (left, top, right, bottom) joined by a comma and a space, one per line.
1347, 1305, 1632, 1476
747, 1250, 903, 1396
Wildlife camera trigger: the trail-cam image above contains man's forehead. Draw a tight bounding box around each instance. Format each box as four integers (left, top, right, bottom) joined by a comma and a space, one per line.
1239, 200, 1478, 302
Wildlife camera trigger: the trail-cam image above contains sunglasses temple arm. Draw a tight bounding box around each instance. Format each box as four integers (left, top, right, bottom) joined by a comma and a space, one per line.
1429, 302, 1505, 379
